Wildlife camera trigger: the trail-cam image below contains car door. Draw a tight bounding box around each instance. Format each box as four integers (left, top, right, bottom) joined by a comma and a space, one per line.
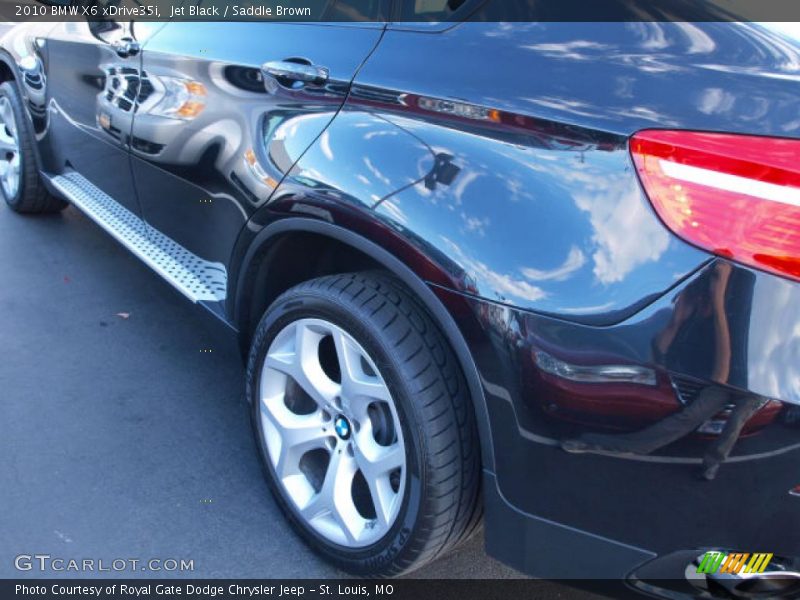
128, 17, 386, 310
44, 13, 164, 215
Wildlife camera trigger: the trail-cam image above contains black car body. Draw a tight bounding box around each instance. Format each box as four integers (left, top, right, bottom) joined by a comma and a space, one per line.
2, 8, 799, 596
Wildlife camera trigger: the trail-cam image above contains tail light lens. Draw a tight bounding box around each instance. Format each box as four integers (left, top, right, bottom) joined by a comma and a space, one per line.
630, 130, 800, 282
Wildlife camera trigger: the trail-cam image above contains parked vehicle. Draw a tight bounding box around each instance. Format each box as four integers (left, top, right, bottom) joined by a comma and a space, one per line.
2, 5, 799, 595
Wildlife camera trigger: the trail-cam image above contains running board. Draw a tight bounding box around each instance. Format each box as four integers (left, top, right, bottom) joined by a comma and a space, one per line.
50, 172, 227, 304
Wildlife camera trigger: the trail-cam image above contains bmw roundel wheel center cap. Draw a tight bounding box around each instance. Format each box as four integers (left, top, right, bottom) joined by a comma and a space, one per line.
334, 415, 352, 440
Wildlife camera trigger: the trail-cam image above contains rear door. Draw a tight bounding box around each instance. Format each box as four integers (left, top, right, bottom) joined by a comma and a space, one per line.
129, 18, 385, 309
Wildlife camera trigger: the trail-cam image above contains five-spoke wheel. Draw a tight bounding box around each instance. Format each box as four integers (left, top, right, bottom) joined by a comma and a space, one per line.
248, 272, 481, 576
259, 318, 406, 547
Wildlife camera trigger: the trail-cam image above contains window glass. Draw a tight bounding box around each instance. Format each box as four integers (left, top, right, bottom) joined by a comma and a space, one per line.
397, 0, 470, 21
325, 0, 389, 20
194, 0, 331, 19
468, 0, 535, 20
470, 0, 750, 21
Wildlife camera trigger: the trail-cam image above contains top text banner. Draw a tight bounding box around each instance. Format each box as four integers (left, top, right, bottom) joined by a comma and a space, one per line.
1, 0, 800, 22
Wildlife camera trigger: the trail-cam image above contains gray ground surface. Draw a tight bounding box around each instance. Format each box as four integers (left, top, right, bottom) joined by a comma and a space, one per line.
0, 197, 597, 600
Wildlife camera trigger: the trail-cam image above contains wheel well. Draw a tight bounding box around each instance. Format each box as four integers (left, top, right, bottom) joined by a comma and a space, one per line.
242, 231, 385, 343
0, 60, 14, 83
237, 220, 495, 471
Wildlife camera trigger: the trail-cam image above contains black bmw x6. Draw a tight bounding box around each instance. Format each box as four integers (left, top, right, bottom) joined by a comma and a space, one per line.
2, 4, 799, 595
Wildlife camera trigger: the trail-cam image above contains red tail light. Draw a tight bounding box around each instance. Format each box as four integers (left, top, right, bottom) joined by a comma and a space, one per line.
631, 130, 800, 282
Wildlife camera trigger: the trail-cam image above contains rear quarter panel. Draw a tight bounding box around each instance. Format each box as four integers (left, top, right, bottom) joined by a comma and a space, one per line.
259, 21, 800, 582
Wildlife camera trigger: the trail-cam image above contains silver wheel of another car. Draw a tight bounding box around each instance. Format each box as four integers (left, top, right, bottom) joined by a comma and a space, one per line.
258, 317, 406, 548
0, 96, 21, 200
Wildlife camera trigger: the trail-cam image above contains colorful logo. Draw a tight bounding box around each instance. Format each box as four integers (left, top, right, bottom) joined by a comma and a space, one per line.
697, 551, 774, 575
334, 415, 351, 440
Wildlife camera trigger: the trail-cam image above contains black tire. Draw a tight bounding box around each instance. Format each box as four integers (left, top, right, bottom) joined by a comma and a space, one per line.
246, 271, 482, 577
0, 81, 66, 214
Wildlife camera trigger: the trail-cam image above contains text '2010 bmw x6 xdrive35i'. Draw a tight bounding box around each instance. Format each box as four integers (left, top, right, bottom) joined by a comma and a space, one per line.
2, 4, 799, 595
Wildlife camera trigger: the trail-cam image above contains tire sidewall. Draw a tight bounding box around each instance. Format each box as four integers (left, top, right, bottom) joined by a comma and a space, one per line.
247, 287, 431, 574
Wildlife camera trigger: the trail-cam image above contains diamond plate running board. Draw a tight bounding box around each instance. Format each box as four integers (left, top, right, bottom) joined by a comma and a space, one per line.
50, 172, 227, 304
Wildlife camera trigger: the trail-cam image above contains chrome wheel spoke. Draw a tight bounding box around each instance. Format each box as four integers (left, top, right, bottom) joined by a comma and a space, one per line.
0, 134, 16, 153
263, 322, 339, 411
294, 322, 340, 410
0, 99, 13, 131
331, 328, 391, 414
260, 398, 329, 478
354, 440, 404, 527
300, 447, 362, 544
356, 441, 404, 481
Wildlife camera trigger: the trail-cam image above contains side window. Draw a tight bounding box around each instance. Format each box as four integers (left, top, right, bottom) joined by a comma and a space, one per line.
325, 0, 391, 20
466, 0, 697, 20
397, 0, 472, 21
467, 0, 536, 20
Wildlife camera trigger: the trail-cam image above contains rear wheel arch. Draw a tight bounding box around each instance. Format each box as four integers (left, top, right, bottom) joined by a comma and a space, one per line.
234, 217, 495, 472
0, 56, 15, 84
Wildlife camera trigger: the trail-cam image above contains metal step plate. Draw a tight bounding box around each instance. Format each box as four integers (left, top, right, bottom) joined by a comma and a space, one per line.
50, 172, 227, 304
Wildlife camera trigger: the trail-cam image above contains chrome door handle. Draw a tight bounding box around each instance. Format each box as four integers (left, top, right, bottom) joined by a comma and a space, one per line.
112, 38, 140, 58
261, 60, 329, 86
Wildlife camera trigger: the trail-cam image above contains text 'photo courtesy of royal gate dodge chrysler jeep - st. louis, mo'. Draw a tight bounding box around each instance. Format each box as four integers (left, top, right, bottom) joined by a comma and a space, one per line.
1, 2, 799, 597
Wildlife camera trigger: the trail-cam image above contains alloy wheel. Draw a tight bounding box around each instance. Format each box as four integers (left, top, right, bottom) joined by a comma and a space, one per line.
0, 96, 20, 200
258, 318, 406, 547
